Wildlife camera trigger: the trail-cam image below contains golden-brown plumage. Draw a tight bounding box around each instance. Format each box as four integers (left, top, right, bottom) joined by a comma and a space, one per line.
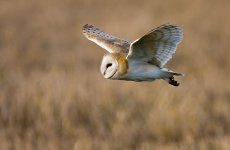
111, 54, 128, 75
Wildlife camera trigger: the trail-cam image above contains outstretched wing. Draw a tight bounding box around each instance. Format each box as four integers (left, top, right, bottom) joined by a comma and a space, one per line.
127, 24, 183, 67
82, 24, 131, 54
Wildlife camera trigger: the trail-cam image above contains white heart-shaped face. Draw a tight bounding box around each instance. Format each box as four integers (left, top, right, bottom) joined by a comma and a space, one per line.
100, 54, 118, 79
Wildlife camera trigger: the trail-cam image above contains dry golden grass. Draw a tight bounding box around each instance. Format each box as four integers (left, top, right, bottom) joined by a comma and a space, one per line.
0, 0, 230, 149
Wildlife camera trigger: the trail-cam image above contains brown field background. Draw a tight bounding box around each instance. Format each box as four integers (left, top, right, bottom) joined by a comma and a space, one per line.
0, 0, 230, 149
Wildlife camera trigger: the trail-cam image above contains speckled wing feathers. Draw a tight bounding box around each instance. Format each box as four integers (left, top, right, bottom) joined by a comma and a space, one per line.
82, 24, 131, 54
127, 24, 183, 67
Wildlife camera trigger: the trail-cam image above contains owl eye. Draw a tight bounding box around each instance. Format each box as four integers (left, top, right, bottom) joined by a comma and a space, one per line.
106, 63, 112, 68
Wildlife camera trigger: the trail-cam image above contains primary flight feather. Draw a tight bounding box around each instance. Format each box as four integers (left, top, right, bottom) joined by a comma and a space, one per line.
82, 24, 184, 86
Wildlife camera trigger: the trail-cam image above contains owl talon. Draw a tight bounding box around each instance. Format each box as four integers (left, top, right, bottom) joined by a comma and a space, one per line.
168, 76, 180, 86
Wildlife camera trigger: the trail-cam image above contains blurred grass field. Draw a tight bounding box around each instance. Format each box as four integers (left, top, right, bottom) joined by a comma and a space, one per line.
0, 0, 230, 149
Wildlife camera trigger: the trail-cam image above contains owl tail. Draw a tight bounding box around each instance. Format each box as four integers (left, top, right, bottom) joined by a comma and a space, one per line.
163, 71, 184, 86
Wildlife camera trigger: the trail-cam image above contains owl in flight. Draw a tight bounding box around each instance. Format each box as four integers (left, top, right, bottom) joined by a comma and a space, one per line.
82, 24, 184, 86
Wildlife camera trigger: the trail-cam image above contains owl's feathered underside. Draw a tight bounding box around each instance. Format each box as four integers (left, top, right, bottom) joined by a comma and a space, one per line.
82, 24, 183, 68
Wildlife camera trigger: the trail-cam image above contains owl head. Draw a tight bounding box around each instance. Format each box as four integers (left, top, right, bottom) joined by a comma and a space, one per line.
100, 53, 128, 79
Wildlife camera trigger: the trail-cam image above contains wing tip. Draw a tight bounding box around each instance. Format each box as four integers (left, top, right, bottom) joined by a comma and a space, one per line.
163, 23, 184, 43
82, 24, 97, 34
82, 24, 103, 40
163, 23, 183, 33
164, 23, 183, 28
82, 24, 89, 38
82, 24, 91, 33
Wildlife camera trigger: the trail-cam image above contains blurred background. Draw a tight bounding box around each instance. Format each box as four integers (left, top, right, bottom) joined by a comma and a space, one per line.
0, 0, 230, 149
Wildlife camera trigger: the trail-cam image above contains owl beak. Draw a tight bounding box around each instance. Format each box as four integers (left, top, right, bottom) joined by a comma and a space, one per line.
103, 67, 117, 79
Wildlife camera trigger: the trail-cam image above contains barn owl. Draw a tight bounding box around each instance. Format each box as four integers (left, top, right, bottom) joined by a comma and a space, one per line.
82, 24, 184, 86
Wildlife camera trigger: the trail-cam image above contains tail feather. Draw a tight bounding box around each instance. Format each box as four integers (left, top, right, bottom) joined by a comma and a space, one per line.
170, 71, 184, 77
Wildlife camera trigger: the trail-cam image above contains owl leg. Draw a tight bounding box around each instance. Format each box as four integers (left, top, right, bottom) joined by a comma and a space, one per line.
161, 69, 183, 86
164, 76, 179, 86
168, 76, 179, 86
